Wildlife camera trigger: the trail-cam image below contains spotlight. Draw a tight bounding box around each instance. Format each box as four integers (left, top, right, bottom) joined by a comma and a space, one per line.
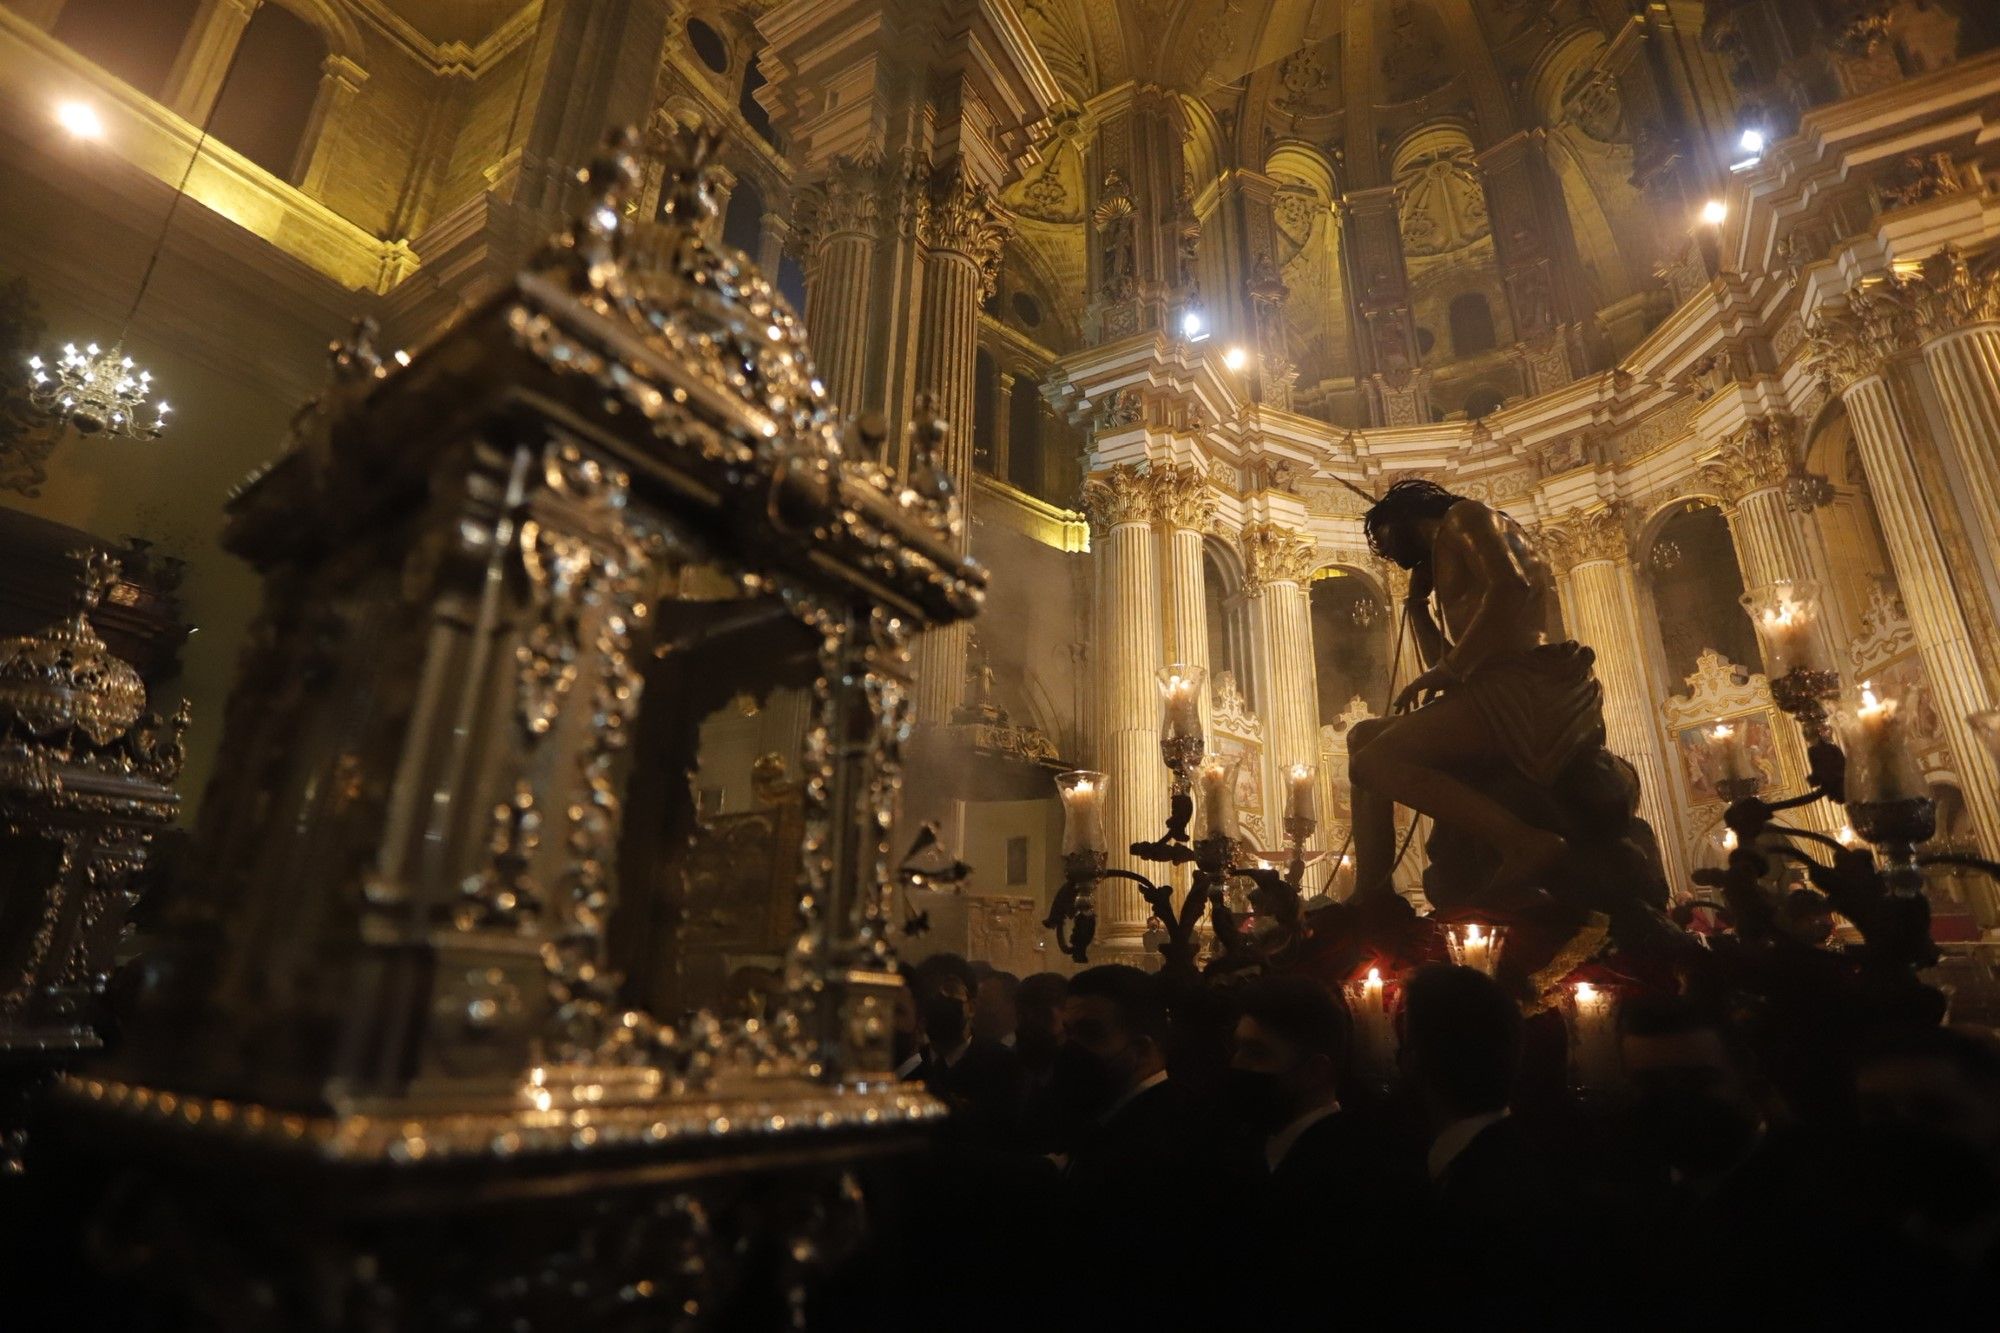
1223, 346, 1248, 371
55, 100, 104, 140
1180, 310, 1207, 341
1738, 128, 1765, 155
1699, 198, 1728, 227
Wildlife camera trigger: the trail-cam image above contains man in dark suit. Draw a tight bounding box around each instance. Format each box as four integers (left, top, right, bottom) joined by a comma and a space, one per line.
912, 958, 1022, 1148
1224, 975, 1426, 1328
1050, 964, 1214, 1329
1401, 963, 1561, 1321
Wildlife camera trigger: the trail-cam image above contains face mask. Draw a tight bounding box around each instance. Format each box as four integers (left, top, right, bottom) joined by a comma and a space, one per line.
1051, 1042, 1122, 1120
922, 995, 967, 1052
1223, 1068, 1290, 1134
892, 1027, 919, 1068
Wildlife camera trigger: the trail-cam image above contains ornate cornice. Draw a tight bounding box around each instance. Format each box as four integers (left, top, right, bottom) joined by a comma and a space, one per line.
1700, 416, 1795, 503
1240, 521, 1318, 593
917, 167, 1010, 299
1808, 245, 2000, 391
1081, 464, 1152, 534
1144, 463, 1215, 532
1539, 504, 1629, 573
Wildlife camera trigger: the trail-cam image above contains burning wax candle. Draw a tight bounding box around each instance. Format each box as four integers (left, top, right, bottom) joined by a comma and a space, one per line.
1744, 581, 1826, 677
1157, 664, 1205, 742
1839, 679, 1927, 804
1285, 764, 1317, 823
1567, 981, 1621, 1091
1445, 921, 1505, 976
1706, 721, 1757, 784
1055, 770, 1108, 856
1197, 753, 1241, 840
1343, 966, 1397, 1083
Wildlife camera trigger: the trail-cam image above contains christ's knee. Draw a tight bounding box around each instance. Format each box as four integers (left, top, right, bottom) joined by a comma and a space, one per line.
1350, 738, 1393, 792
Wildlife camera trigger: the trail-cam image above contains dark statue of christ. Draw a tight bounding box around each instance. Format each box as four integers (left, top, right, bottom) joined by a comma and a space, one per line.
1345, 480, 1640, 910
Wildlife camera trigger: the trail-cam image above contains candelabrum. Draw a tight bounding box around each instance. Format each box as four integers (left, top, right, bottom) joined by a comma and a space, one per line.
1043, 669, 1322, 978
1695, 583, 2000, 979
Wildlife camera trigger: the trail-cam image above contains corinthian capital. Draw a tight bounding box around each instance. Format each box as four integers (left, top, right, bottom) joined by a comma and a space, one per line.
1240, 521, 1319, 594
918, 165, 1010, 298
1082, 464, 1152, 535
1701, 416, 1795, 503
1145, 463, 1216, 532
1540, 504, 1629, 572
787, 151, 887, 259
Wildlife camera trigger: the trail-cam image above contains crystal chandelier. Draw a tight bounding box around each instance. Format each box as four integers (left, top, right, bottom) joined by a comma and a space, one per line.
26, 342, 168, 439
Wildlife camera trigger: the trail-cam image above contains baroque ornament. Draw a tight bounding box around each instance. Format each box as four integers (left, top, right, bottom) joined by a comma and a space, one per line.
1081, 463, 1152, 533
917, 165, 1010, 299
1702, 417, 1795, 502
1144, 463, 1215, 531
1240, 521, 1319, 593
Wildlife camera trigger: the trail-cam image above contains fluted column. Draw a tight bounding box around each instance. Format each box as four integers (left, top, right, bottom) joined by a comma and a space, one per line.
1838, 375, 2000, 866
792, 157, 883, 421
1707, 417, 1842, 835
910, 170, 1007, 726
1243, 523, 1322, 853
1545, 509, 1685, 892
1085, 467, 1165, 952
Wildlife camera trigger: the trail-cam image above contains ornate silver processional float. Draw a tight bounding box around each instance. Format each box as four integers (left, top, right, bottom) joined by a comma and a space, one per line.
41, 125, 980, 1328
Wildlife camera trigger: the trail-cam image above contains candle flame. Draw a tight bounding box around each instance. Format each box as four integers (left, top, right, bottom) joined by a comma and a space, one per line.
1464, 922, 1485, 944
1837, 824, 1859, 848
1574, 981, 1598, 1001
1721, 828, 1739, 852
1365, 966, 1382, 985
1710, 722, 1734, 741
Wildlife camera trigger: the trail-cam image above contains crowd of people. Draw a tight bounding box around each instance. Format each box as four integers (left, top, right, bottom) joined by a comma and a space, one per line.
813, 953, 2000, 1331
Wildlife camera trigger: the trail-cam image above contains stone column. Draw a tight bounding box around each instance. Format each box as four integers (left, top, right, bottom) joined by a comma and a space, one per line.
991, 369, 1016, 480
1478, 130, 1592, 394
1342, 187, 1429, 426
1544, 508, 1686, 892
1706, 415, 1843, 835
1084, 466, 1165, 954
1816, 362, 2000, 868
909, 169, 1007, 726
1904, 249, 2000, 652
791, 156, 883, 421
1243, 523, 1322, 853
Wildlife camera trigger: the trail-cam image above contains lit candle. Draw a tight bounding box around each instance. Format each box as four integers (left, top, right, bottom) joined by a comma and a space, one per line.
1285, 763, 1317, 823
1568, 981, 1620, 1091
1841, 679, 1926, 803
1720, 827, 1739, 853
1055, 770, 1108, 856
1744, 581, 1826, 677
1837, 824, 1859, 848
1197, 754, 1240, 840
1706, 721, 1757, 784
1158, 664, 1204, 742
1446, 921, 1505, 976
1344, 966, 1396, 1082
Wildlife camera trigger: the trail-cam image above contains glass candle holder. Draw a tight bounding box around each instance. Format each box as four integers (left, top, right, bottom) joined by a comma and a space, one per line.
1055, 769, 1109, 856
1443, 921, 1506, 976
1743, 580, 1829, 678
1704, 720, 1760, 788
1195, 752, 1242, 842
1342, 966, 1399, 1086
1284, 763, 1318, 823
1157, 663, 1206, 742
1563, 980, 1623, 1093
1835, 679, 1928, 805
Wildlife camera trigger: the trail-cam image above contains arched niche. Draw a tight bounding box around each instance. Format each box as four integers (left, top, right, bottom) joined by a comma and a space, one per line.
209, 3, 330, 182
1639, 498, 1760, 686
1308, 565, 1391, 725
1203, 536, 1252, 707
52, 0, 202, 98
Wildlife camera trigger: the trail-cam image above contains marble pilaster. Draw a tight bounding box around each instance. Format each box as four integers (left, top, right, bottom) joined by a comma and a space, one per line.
1242, 522, 1322, 853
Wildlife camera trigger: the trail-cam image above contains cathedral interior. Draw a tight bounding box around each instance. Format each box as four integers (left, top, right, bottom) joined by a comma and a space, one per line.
4, 1, 2000, 1328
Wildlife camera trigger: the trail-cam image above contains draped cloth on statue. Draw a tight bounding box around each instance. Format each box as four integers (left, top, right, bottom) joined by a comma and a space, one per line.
1457, 641, 1605, 788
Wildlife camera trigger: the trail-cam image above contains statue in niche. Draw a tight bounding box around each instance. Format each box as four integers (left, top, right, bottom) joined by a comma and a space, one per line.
1370, 311, 1412, 381
1094, 169, 1137, 301
1340, 479, 1667, 930
1510, 263, 1555, 339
